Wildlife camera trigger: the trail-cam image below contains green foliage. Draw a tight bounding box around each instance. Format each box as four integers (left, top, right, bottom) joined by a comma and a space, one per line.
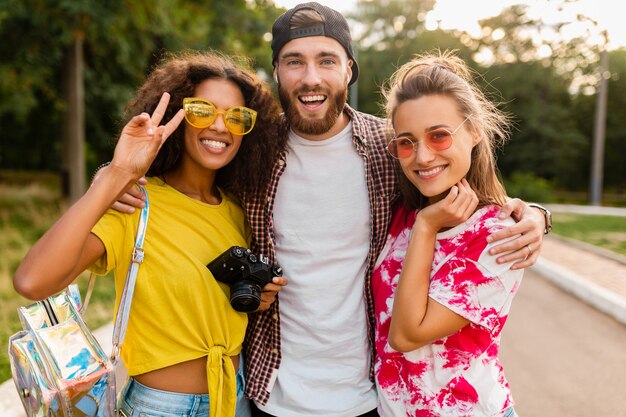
503, 171, 554, 203
475, 4, 601, 89
483, 61, 588, 186
0, 0, 283, 172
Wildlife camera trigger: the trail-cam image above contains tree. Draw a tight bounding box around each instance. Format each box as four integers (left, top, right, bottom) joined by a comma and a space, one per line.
482, 60, 587, 187
473, 3, 602, 91
456, 2, 603, 192
573, 48, 626, 193
345, 0, 607, 197
348, 0, 470, 116
600, 50, 626, 192
0, 0, 282, 190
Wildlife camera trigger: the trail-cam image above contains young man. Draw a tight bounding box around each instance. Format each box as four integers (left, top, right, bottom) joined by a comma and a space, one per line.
107, 3, 549, 416
241, 3, 548, 417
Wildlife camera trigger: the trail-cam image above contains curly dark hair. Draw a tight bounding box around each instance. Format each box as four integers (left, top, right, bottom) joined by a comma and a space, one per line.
119, 49, 286, 198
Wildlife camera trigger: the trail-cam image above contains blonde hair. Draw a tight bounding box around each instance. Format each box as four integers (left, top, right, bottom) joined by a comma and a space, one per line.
381, 51, 512, 209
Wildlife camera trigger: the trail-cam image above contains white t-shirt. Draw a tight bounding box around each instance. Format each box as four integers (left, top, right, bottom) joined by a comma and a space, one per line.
257, 123, 378, 417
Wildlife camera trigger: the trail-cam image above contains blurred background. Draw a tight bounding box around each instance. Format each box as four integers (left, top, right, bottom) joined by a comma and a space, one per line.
1, 0, 625, 406
2, 0, 625, 204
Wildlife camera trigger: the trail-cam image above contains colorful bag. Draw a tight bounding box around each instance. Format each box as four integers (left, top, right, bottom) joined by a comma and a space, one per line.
8, 185, 149, 417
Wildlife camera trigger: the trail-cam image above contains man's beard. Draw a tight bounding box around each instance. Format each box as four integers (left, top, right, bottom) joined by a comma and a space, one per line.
279, 85, 348, 136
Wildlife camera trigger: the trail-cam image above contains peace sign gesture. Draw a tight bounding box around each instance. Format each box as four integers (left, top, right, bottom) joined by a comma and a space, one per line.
110, 92, 185, 180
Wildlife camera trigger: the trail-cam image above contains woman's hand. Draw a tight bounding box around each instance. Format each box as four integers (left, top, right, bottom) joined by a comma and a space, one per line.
13, 95, 183, 300
109, 92, 184, 182
389, 179, 477, 352
415, 179, 479, 234
487, 198, 545, 269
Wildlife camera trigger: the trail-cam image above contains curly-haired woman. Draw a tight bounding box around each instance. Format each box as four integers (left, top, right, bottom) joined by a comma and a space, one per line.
14, 50, 286, 417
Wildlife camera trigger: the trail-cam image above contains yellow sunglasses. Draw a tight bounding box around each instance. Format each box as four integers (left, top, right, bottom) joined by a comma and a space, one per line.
183, 98, 258, 136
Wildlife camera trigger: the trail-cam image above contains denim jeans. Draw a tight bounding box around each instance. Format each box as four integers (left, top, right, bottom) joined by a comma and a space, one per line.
117, 356, 251, 417
503, 407, 519, 417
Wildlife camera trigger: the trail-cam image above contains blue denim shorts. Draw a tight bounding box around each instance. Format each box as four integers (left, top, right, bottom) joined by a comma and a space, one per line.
503, 407, 519, 417
117, 357, 251, 417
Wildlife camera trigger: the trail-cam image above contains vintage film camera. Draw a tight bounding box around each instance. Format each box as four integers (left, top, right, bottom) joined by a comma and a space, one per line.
208, 246, 282, 312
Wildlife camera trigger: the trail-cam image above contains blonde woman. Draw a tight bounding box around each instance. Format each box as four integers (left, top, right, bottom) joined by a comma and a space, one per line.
373, 52, 522, 417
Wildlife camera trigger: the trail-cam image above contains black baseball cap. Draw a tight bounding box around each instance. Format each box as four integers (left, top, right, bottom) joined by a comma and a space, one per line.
271, 2, 359, 86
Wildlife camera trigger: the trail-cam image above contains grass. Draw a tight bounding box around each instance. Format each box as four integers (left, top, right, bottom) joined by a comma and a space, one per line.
0, 171, 115, 383
551, 212, 626, 257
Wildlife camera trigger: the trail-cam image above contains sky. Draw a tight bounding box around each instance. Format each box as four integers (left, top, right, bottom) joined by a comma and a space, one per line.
273, 0, 623, 50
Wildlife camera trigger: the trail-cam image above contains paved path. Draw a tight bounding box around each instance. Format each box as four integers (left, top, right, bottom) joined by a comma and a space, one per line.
501, 269, 626, 416
536, 235, 626, 325
546, 203, 626, 217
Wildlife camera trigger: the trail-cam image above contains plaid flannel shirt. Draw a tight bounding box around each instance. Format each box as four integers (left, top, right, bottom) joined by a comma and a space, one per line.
241, 105, 399, 405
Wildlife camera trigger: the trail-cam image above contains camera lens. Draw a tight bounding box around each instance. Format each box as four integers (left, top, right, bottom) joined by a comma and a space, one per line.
230, 281, 261, 312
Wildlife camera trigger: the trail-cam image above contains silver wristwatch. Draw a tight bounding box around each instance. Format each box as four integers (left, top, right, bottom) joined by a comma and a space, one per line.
528, 203, 552, 235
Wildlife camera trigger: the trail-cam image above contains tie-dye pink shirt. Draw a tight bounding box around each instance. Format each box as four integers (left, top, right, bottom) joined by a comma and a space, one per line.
372, 204, 524, 417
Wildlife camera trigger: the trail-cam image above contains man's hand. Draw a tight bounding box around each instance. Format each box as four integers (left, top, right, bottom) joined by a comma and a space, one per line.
92, 166, 147, 213
255, 276, 288, 312
113, 178, 148, 213
487, 198, 545, 269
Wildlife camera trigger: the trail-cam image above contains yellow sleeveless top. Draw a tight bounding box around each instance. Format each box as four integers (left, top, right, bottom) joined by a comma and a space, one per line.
90, 177, 248, 417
